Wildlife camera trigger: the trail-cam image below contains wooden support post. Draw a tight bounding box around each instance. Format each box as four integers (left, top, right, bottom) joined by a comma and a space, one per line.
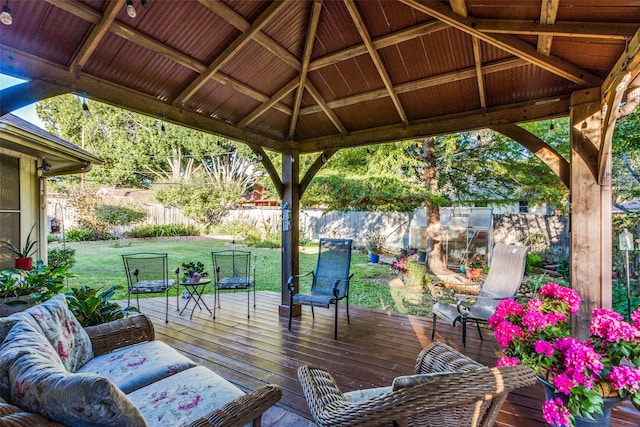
569, 87, 612, 341
279, 152, 301, 317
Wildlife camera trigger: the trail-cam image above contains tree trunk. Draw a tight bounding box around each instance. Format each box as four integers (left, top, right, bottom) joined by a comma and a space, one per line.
421, 137, 449, 274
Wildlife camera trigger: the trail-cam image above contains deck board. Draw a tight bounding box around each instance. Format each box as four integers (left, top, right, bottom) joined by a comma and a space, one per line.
129, 291, 639, 426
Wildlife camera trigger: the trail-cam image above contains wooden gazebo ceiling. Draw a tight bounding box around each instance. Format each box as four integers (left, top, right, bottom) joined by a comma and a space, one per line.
1, 0, 639, 154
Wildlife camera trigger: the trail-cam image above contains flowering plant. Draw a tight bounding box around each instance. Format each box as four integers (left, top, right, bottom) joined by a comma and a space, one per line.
488, 282, 640, 427
463, 253, 485, 270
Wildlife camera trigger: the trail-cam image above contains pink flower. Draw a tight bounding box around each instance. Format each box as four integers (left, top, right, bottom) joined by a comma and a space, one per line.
552, 373, 574, 395
489, 299, 524, 326
493, 320, 522, 349
497, 357, 519, 367
590, 309, 636, 342
534, 340, 554, 357
539, 283, 580, 314
523, 310, 551, 331
542, 398, 572, 427
631, 308, 640, 329
608, 366, 640, 393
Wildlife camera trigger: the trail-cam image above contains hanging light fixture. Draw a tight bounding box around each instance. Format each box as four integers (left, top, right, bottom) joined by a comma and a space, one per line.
548, 119, 555, 136
141, 0, 149, 9
82, 98, 91, 118
159, 119, 166, 137
37, 158, 51, 172
126, 0, 137, 18
0, 1, 12, 26
476, 132, 482, 142
256, 152, 263, 162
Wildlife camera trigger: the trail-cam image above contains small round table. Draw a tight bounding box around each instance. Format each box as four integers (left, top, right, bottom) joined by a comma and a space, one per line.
179, 278, 212, 319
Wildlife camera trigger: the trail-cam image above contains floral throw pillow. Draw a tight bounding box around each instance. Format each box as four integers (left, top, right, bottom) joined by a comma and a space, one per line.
24, 294, 93, 372
9, 348, 146, 427
0, 317, 64, 402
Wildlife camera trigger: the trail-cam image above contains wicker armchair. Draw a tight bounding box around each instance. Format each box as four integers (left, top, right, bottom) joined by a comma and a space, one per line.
298, 341, 536, 427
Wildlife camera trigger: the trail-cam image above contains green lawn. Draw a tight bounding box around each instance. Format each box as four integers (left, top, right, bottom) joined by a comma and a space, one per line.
56, 237, 433, 317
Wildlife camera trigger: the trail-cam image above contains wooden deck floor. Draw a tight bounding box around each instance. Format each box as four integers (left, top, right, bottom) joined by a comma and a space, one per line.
132, 291, 640, 427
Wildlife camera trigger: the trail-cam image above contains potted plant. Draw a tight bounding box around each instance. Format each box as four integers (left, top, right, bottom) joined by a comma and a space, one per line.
488, 282, 640, 427
463, 253, 485, 280
364, 230, 385, 263
0, 259, 74, 315
0, 225, 38, 270
65, 285, 138, 327
180, 261, 208, 283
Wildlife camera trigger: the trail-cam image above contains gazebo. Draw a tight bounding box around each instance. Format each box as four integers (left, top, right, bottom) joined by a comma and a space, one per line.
1, 0, 639, 339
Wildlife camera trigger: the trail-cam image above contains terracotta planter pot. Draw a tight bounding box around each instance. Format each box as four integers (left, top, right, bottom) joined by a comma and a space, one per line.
465, 268, 482, 280
14, 257, 33, 270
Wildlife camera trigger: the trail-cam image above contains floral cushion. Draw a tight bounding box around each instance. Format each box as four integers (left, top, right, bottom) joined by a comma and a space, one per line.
77, 340, 197, 393
343, 386, 392, 403
131, 280, 174, 294
23, 294, 93, 372
9, 346, 146, 427
0, 318, 64, 402
128, 366, 244, 426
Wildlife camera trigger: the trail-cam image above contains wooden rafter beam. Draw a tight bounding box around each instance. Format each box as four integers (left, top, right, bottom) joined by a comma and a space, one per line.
473, 19, 635, 40
491, 123, 569, 188
399, 0, 601, 87
300, 58, 528, 116
537, 0, 559, 56
70, 0, 124, 74
344, 0, 408, 126
450, 1, 486, 110
199, 0, 301, 70
306, 82, 347, 135
45, 0, 292, 116
297, 95, 570, 153
0, 80, 69, 116
309, 20, 448, 71
173, 0, 287, 106
0, 44, 283, 150
289, 0, 323, 140
238, 79, 298, 128
299, 148, 338, 198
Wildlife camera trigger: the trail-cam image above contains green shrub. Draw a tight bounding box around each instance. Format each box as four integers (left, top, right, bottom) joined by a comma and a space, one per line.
556, 257, 570, 280
47, 247, 77, 270
525, 253, 542, 273
47, 234, 59, 243
65, 227, 100, 242
613, 279, 640, 319
96, 204, 146, 226
127, 224, 200, 238
404, 259, 428, 288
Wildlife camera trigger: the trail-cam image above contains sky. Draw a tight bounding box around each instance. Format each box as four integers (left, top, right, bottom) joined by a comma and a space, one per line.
1, 74, 46, 129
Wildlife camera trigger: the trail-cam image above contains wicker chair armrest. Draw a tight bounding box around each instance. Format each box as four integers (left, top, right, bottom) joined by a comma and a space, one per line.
0, 399, 65, 426
187, 384, 282, 427
85, 314, 155, 357
288, 271, 315, 293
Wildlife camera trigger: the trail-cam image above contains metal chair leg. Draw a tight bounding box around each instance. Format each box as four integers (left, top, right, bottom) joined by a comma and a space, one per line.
334, 302, 339, 340
431, 313, 437, 340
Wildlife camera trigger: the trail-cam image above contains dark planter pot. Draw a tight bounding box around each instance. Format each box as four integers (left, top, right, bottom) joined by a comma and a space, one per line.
0, 296, 32, 317
369, 253, 380, 263
14, 257, 33, 270
537, 376, 621, 427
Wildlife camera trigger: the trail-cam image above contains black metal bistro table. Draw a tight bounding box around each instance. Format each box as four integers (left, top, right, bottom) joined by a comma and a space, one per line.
179, 278, 212, 319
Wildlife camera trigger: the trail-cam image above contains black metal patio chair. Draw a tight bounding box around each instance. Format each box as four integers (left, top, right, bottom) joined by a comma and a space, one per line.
211, 249, 255, 319
122, 252, 176, 323
288, 238, 353, 340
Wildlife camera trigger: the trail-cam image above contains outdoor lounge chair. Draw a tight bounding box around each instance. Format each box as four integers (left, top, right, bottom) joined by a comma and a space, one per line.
211, 249, 255, 319
122, 252, 177, 323
288, 238, 353, 340
431, 243, 529, 346
298, 341, 537, 427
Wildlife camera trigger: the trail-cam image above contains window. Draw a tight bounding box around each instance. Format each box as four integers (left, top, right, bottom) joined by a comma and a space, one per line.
519, 201, 529, 213
0, 154, 20, 269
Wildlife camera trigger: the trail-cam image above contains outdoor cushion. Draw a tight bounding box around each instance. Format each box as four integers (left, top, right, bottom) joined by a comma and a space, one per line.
9, 347, 146, 427
0, 317, 64, 402
391, 372, 458, 391
130, 279, 174, 294
343, 386, 392, 403
77, 340, 197, 393
128, 365, 245, 426
215, 276, 253, 289
293, 292, 334, 308
23, 294, 93, 372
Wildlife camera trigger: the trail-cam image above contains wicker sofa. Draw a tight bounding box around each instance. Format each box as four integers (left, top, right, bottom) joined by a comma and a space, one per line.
0, 294, 281, 426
